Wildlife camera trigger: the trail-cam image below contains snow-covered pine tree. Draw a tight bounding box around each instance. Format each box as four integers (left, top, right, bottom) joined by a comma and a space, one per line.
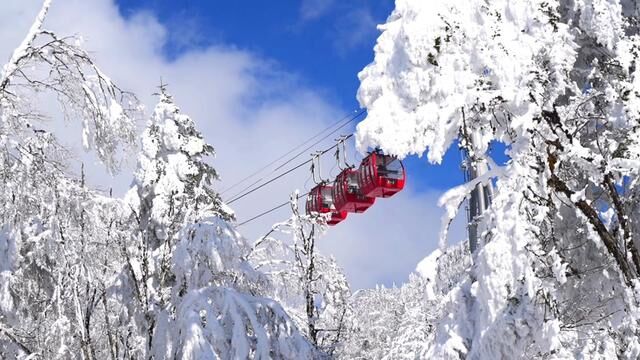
130, 86, 233, 244
356, 0, 640, 358
0, 1, 138, 358
122, 87, 234, 348
248, 193, 353, 356
121, 89, 316, 359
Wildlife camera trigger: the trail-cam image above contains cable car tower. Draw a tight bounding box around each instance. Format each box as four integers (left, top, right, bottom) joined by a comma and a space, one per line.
462, 148, 494, 254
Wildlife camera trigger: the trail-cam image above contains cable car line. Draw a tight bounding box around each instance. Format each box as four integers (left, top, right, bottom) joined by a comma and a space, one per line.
271, 111, 363, 172
220, 109, 365, 196
229, 112, 407, 229
236, 146, 408, 228
226, 158, 316, 204
223, 111, 364, 202
225, 134, 354, 205
236, 191, 310, 227
220, 111, 354, 195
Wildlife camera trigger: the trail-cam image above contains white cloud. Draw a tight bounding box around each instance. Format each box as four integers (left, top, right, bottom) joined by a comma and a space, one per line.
318, 186, 468, 289
332, 7, 378, 55
296, 1, 381, 55
299, 0, 336, 21
0, 0, 465, 290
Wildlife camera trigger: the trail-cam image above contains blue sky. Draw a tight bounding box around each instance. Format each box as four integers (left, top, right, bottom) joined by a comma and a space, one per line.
0, 0, 514, 289
0, 0, 509, 289
115, 0, 392, 109
114, 0, 469, 192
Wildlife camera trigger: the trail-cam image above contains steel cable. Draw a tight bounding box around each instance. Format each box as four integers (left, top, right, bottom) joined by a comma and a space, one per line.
220, 109, 364, 196
225, 133, 353, 205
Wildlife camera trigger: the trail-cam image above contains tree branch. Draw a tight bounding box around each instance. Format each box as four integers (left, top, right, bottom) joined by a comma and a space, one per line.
548, 174, 636, 284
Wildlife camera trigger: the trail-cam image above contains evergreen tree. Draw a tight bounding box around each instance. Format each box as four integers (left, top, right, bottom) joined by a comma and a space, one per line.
122, 90, 315, 359
0, 2, 318, 359
129, 86, 233, 250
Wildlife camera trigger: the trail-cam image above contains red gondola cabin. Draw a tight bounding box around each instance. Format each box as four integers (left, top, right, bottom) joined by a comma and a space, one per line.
306, 184, 347, 226
332, 168, 375, 213
357, 152, 406, 198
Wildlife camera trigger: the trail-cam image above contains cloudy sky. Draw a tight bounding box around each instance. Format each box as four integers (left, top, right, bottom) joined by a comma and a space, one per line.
0, 0, 468, 289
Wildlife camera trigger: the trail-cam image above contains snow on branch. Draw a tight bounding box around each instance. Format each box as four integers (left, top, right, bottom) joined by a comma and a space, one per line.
171, 287, 316, 359
0, 0, 52, 88
0, 0, 138, 173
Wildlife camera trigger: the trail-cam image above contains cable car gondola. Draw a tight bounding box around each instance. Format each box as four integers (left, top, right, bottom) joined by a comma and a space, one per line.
357, 151, 406, 198
332, 168, 375, 213
306, 184, 347, 226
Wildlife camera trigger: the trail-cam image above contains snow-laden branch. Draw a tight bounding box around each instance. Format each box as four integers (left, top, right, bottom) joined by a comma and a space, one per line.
0, 0, 139, 173
0, 0, 52, 89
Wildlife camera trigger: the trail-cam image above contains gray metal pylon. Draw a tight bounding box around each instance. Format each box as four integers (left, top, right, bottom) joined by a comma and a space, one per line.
463, 148, 493, 254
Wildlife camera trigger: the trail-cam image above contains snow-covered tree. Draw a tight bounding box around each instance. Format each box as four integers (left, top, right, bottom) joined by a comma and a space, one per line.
356, 0, 640, 358
151, 217, 315, 359
129, 87, 233, 246
121, 87, 235, 354
248, 193, 353, 356
116, 91, 316, 359
0, 0, 138, 358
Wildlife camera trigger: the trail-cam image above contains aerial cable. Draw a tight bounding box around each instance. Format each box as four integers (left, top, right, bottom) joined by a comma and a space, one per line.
220, 110, 357, 195
271, 110, 363, 172
224, 176, 266, 203
220, 109, 365, 196
226, 134, 353, 205
226, 159, 314, 204
237, 201, 289, 227
222, 110, 364, 202
237, 191, 310, 227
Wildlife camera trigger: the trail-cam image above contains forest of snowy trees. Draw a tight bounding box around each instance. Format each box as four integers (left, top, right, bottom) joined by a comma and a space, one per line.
2, 0, 640, 359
